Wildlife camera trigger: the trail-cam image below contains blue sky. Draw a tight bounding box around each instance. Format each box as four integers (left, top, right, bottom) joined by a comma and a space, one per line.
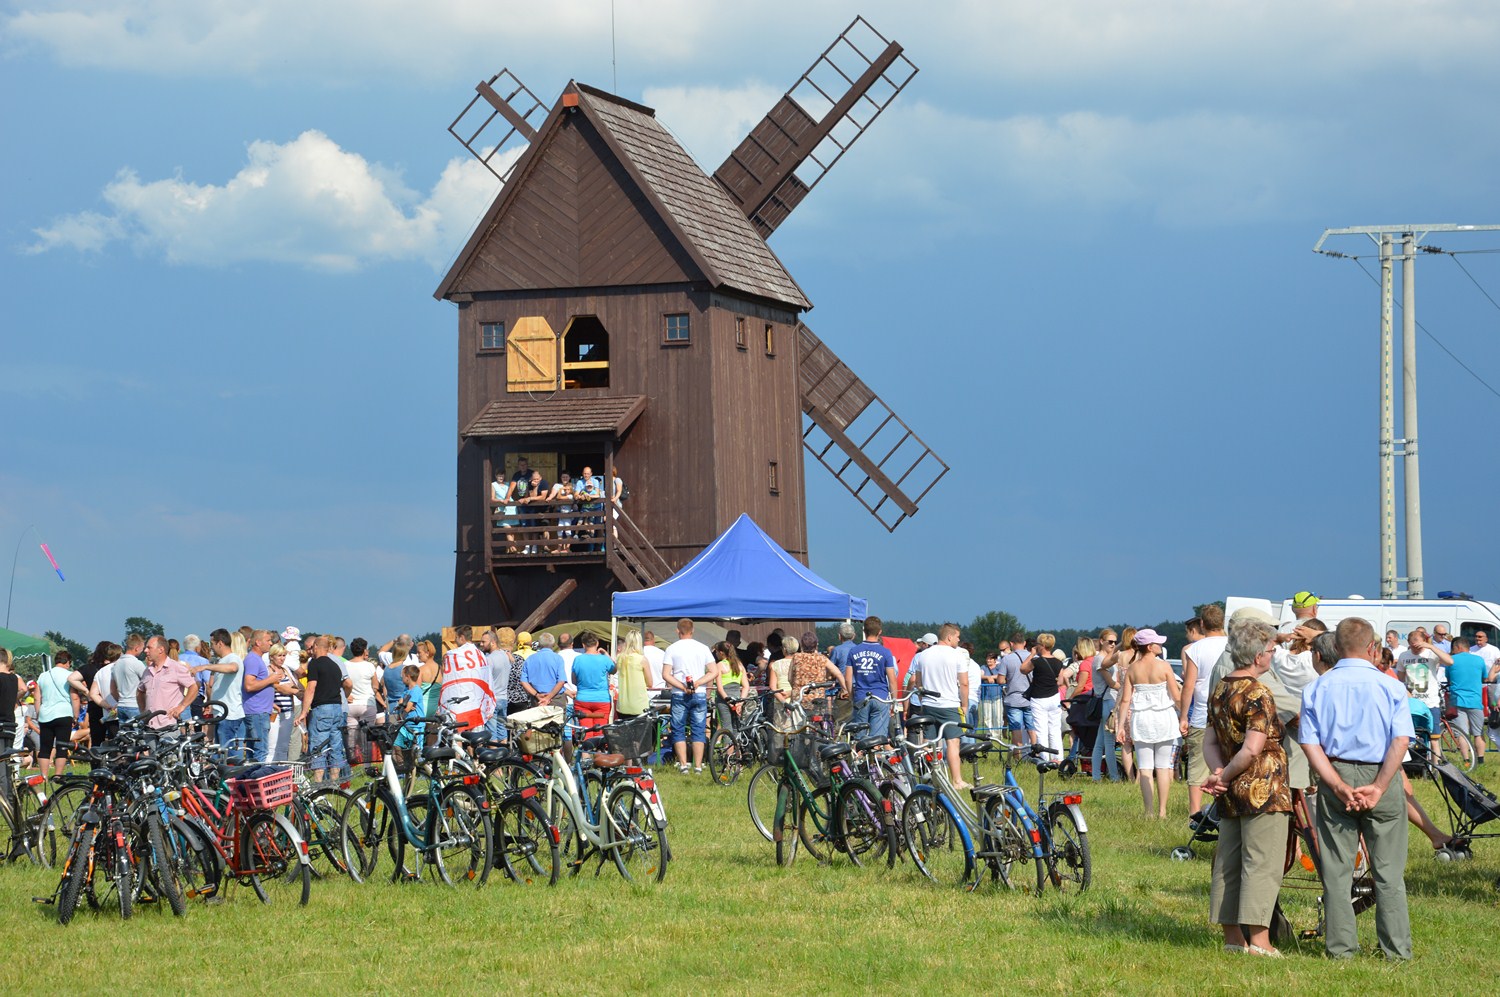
6, 1, 1500, 643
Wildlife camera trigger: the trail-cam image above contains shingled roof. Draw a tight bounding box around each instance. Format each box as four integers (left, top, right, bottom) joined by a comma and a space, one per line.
461, 394, 647, 439
436, 83, 810, 311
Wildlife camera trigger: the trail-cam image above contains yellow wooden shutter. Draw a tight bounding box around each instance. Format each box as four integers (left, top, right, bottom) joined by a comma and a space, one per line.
507, 316, 558, 392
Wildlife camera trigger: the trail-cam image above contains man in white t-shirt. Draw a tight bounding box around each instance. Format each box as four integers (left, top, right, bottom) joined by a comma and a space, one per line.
202, 628, 246, 752
908, 623, 970, 788
1178, 605, 1228, 817
662, 619, 715, 773
642, 630, 666, 693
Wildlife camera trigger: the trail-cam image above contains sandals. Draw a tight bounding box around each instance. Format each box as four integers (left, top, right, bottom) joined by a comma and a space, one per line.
1246, 944, 1283, 958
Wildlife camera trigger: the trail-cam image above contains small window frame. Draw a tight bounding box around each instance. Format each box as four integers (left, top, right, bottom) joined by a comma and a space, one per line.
768, 460, 780, 495
735, 315, 747, 351
764, 323, 775, 357
663, 312, 691, 345
480, 321, 506, 352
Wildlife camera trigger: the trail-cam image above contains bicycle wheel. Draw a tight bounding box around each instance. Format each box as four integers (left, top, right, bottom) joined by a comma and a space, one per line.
56, 824, 95, 925
392, 796, 430, 883
747, 764, 781, 842
1440, 723, 1476, 771
878, 780, 911, 858
605, 784, 668, 884
434, 785, 492, 887
1044, 803, 1091, 892
114, 821, 136, 920
1276, 814, 1377, 943
339, 786, 389, 884
493, 793, 559, 885
242, 811, 311, 905
37, 780, 90, 868
989, 800, 1045, 895
583, 770, 608, 825
709, 731, 744, 786
300, 788, 352, 880
487, 757, 546, 796
799, 783, 835, 862
145, 813, 187, 916
548, 788, 585, 876
901, 788, 973, 887
171, 815, 221, 901
835, 779, 896, 869
774, 782, 799, 867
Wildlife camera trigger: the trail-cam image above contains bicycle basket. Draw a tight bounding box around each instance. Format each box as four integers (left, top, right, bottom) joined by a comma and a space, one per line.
786, 731, 830, 786
506, 705, 564, 755
602, 715, 656, 761
228, 765, 296, 811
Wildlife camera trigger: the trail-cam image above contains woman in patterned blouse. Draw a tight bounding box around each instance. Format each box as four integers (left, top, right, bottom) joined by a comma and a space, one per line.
1203, 617, 1292, 957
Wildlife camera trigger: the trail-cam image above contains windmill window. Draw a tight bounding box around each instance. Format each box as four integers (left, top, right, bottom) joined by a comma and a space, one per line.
480, 322, 506, 351
663, 312, 691, 344
562, 316, 610, 389
735, 316, 747, 350
768, 460, 780, 495
764, 324, 775, 356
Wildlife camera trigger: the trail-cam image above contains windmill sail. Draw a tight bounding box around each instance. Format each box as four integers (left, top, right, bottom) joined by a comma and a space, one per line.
448, 68, 548, 182
713, 16, 918, 238
799, 324, 948, 532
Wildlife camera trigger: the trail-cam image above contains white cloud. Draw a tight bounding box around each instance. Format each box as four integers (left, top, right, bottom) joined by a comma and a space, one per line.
26, 130, 512, 270
643, 83, 784, 169
6, 0, 1498, 95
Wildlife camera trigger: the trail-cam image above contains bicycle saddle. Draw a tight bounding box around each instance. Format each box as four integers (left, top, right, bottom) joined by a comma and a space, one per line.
592, 752, 627, 769
854, 735, 887, 751
476, 747, 508, 765
958, 744, 983, 761
817, 742, 853, 761
422, 746, 458, 762
461, 730, 491, 745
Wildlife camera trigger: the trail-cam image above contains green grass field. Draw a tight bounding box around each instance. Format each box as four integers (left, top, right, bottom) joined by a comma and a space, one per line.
3, 758, 1498, 995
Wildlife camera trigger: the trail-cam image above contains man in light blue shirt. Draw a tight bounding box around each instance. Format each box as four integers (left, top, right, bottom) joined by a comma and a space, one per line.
1298, 616, 1414, 960
521, 635, 567, 708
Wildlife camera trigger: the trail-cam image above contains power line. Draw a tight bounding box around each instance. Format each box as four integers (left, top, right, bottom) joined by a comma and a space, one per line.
1349, 258, 1500, 402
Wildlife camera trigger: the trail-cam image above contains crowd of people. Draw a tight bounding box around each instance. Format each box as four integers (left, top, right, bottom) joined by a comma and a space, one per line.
5, 593, 1495, 961
490, 457, 623, 555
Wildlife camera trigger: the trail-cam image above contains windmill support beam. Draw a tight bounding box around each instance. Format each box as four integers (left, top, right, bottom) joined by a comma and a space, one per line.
803, 405, 918, 518
516, 577, 579, 635
730, 41, 903, 225
477, 80, 539, 140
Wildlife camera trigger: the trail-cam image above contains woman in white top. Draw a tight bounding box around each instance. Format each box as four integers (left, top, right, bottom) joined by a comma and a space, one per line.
1116, 628, 1183, 818
344, 638, 380, 764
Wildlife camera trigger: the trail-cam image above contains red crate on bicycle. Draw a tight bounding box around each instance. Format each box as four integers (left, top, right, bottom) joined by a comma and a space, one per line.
228, 766, 296, 811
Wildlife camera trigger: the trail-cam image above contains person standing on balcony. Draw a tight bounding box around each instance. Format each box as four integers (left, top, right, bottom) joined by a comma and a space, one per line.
575, 467, 606, 552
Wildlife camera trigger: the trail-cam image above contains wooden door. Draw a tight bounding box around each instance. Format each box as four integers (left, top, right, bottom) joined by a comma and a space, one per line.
507, 316, 559, 392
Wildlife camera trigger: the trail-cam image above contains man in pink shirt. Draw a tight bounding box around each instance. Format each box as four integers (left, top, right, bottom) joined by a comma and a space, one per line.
138, 635, 198, 729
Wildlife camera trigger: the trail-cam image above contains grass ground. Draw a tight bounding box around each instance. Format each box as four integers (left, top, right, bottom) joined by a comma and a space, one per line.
2, 756, 1498, 995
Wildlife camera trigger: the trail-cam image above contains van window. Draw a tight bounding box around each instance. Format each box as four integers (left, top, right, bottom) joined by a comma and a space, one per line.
1460, 622, 1498, 645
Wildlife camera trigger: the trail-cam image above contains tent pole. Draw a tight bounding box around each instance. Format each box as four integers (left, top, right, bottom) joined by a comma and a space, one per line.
610, 617, 618, 657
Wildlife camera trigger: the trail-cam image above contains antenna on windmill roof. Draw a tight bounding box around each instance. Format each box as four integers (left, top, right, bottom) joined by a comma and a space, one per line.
448, 68, 548, 182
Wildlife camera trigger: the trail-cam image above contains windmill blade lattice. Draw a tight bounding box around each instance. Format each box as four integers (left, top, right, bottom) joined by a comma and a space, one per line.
448, 69, 548, 182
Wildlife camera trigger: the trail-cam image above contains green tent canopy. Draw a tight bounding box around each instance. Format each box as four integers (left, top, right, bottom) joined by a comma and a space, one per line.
0, 626, 58, 660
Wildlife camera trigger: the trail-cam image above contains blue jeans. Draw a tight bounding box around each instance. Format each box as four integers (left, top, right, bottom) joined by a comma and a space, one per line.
217, 717, 245, 757
1092, 698, 1119, 781
849, 696, 892, 740
670, 692, 708, 745
116, 705, 140, 723
488, 706, 508, 743
1005, 705, 1033, 734
309, 704, 347, 773
244, 712, 272, 764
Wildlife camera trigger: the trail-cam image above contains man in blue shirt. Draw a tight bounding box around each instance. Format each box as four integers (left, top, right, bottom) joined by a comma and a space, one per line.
843, 617, 898, 739
1445, 636, 1487, 766
1298, 616, 1414, 960
521, 634, 567, 708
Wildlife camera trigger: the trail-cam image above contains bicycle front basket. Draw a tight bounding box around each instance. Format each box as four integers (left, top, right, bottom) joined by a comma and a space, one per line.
602, 715, 656, 761
787, 731, 830, 786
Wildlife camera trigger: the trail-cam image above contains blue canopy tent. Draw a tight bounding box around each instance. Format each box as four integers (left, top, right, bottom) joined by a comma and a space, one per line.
611, 514, 867, 624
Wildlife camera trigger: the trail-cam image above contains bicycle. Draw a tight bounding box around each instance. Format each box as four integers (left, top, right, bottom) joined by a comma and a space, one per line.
517, 707, 668, 884
0, 744, 49, 864
340, 718, 494, 887
1271, 787, 1375, 945
963, 732, 1091, 893
47, 747, 143, 923
770, 688, 897, 869
708, 696, 771, 786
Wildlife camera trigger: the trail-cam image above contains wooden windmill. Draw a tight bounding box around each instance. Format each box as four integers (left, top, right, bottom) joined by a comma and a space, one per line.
436, 17, 948, 630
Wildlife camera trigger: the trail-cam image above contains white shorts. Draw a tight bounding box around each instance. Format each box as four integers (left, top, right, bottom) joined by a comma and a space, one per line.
1135, 740, 1175, 771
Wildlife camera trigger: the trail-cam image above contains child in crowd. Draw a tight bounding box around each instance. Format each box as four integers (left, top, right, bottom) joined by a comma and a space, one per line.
391, 665, 425, 770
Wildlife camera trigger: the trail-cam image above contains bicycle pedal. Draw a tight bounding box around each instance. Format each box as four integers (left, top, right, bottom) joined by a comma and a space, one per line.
31, 896, 56, 905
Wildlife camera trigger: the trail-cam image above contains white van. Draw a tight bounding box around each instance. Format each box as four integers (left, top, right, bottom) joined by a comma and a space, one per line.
1225, 594, 1500, 645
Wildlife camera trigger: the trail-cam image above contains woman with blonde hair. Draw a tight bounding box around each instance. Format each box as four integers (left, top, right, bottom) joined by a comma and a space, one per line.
615, 631, 652, 719
768, 636, 799, 727
1116, 628, 1182, 818
416, 640, 442, 722
1026, 633, 1071, 756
